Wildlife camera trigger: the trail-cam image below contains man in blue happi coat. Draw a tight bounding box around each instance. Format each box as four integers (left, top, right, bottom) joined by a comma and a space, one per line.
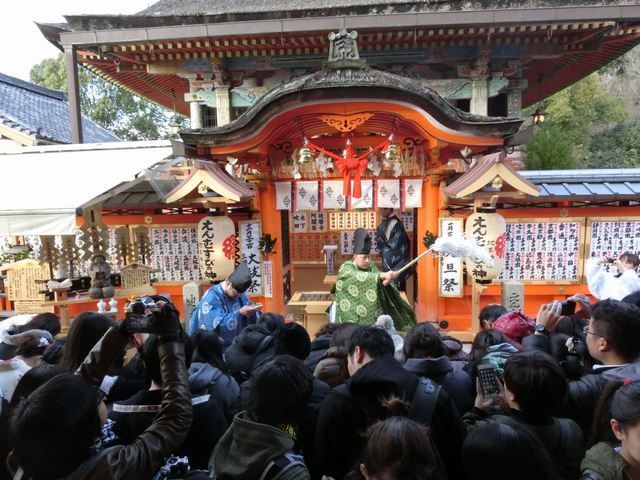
188, 262, 260, 349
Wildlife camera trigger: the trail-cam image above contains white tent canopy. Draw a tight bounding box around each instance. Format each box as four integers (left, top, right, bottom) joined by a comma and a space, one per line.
0, 140, 173, 236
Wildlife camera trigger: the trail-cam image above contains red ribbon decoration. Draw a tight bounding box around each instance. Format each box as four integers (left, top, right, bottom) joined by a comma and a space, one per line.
304, 137, 392, 199
335, 141, 368, 198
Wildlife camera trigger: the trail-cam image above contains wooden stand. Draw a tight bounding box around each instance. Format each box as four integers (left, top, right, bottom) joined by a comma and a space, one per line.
287, 291, 333, 338
40, 291, 133, 333
50, 288, 70, 302
471, 281, 489, 333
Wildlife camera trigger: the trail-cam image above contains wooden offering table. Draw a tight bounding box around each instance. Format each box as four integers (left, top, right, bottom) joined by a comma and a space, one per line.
287, 291, 333, 339
39, 293, 131, 333
323, 275, 337, 286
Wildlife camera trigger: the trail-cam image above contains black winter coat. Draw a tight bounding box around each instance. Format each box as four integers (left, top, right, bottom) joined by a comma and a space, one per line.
315, 355, 466, 480
522, 334, 640, 435
238, 375, 330, 480
10, 329, 193, 480
224, 324, 276, 383
463, 408, 585, 480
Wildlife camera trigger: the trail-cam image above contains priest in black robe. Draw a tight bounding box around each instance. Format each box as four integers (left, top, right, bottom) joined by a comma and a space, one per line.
375, 208, 411, 289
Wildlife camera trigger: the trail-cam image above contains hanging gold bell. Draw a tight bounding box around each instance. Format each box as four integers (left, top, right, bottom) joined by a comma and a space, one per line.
298, 145, 314, 165
384, 142, 400, 164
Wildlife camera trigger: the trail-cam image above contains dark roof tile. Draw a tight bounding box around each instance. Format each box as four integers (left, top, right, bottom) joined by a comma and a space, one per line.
0, 72, 120, 144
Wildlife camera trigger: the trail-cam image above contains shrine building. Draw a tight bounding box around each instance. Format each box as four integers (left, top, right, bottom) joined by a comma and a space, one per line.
25, 1, 640, 337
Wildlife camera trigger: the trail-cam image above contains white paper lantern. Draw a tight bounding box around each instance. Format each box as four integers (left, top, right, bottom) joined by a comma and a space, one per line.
197, 216, 236, 281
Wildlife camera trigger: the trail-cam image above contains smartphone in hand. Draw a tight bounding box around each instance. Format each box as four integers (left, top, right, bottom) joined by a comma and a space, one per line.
560, 300, 576, 316
477, 363, 499, 399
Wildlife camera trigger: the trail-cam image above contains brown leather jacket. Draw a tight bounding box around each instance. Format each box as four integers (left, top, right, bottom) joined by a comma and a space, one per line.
8, 329, 192, 480
81, 328, 193, 479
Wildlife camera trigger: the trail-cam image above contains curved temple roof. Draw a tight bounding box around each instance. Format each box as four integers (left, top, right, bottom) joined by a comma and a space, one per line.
180, 66, 522, 154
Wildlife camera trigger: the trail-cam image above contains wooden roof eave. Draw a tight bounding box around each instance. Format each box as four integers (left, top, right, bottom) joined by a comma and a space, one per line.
444, 152, 540, 199
54, 5, 640, 46
164, 160, 255, 203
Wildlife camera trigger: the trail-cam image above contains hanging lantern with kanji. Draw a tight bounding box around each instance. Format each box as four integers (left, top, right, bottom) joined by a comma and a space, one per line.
464, 206, 506, 283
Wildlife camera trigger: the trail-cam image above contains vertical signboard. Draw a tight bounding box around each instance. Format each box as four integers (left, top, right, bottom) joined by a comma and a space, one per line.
438, 218, 464, 297
239, 220, 263, 295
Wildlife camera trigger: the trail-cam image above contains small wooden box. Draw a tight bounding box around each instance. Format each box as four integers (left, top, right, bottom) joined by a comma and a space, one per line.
287, 291, 334, 338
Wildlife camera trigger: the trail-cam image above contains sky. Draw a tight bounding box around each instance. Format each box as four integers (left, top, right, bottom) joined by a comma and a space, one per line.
0, 0, 155, 82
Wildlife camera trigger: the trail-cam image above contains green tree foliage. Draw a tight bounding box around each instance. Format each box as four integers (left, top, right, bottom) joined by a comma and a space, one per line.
543, 74, 627, 147
526, 126, 576, 170
584, 123, 640, 168
525, 72, 628, 170
30, 53, 177, 140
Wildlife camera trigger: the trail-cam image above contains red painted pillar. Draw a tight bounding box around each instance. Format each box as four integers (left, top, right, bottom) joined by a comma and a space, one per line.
259, 183, 286, 315
415, 176, 441, 322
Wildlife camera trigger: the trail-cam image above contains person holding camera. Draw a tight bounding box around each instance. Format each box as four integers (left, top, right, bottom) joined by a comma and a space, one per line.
188, 262, 261, 350
585, 252, 640, 301
523, 299, 640, 438
7, 301, 193, 479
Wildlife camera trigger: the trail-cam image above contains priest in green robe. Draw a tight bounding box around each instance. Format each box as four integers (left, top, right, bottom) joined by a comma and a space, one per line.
334, 228, 416, 331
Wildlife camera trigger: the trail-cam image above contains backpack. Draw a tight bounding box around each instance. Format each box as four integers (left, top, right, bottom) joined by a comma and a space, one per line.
259, 453, 306, 480
335, 376, 441, 427
408, 377, 442, 426
334, 376, 447, 478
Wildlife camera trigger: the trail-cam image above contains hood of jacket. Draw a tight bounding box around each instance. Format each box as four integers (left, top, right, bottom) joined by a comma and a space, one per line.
310, 334, 331, 352
442, 337, 464, 354
485, 342, 518, 357
0, 328, 52, 347
404, 356, 454, 378
188, 362, 224, 393
233, 325, 273, 353
483, 343, 518, 377
602, 362, 640, 382
581, 442, 627, 480
211, 412, 297, 478
350, 355, 417, 398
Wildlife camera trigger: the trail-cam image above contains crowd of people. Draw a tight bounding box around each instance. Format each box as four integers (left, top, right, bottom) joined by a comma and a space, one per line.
0, 287, 638, 479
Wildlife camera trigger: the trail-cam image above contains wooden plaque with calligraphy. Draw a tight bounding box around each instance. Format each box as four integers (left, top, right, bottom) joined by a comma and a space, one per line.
2, 259, 49, 301
120, 263, 155, 296
148, 227, 201, 282
15, 300, 55, 315
498, 218, 585, 283
586, 217, 640, 263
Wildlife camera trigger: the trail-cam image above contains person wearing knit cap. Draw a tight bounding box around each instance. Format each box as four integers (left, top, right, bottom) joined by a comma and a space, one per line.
334, 228, 416, 330
374, 314, 404, 361
188, 262, 260, 350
